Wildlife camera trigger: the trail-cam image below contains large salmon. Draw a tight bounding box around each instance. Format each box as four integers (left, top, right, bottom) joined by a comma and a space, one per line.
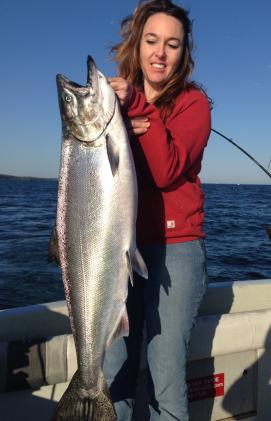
53, 56, 147, 420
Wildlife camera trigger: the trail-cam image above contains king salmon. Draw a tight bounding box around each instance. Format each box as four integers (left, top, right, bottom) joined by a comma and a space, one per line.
52, 56, 147, 420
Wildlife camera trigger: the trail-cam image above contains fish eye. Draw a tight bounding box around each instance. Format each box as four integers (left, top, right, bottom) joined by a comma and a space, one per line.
64, 95, 72, 103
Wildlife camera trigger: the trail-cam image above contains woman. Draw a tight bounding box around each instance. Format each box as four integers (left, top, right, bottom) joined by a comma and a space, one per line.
104, 1, 211, 420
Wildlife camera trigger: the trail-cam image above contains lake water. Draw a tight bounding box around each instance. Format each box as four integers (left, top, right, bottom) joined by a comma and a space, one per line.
0, 178, 270, 309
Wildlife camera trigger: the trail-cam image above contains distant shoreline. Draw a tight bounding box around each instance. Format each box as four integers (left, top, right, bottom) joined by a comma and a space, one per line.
0, 174, 57, 181
0, 174, 269, 186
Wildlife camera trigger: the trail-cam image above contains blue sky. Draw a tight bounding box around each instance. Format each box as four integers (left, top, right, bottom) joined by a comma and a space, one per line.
1, 0, 271, 184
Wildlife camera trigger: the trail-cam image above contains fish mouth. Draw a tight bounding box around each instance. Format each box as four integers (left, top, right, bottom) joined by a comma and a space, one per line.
56, 55, 99, 94
56, 74, 93, 101
56, 74, 86, 90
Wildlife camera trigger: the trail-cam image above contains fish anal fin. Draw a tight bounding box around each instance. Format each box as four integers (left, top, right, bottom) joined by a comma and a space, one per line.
132, 248, 148, 279
106, 134, 119, 177
106, 307, 129, 348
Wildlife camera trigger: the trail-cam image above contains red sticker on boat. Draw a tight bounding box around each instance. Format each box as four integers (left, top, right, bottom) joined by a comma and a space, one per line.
187, 373, 224, 401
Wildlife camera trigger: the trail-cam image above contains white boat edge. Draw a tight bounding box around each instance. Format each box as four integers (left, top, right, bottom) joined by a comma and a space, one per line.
1, 279, 271, 420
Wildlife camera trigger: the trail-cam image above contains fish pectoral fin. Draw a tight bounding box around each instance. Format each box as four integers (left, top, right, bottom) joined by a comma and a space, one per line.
47, 223, 60, 266
106, 307, 129, 348
132, 248, 148, 279
106, 133, 119, 177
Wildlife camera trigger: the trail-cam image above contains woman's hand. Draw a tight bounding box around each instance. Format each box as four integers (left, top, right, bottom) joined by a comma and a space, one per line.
108, 77, 133, 106
108, 77, 150, 135
126, 117, 150, 136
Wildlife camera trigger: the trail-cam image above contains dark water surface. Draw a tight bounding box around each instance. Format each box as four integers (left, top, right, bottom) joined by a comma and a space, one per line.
0, 178, 270, 309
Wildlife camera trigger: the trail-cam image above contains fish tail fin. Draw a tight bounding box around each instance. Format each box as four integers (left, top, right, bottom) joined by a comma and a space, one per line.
52, 370, 117, 421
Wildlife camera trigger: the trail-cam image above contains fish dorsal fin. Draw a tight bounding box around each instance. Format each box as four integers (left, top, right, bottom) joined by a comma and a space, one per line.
106, 134, 119, 177
132, 248, 148, 279
106, 306, 129, 348
48, 224, 60, 266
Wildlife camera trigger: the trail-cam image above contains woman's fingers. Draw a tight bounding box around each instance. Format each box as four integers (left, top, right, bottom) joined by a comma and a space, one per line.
126, 117, 150, 135
131, 127, 149, 135
130, 118, 150, 129
107, 77, 132, 106
107, 79, 150, 134
107, 77, 124, 90
107, 77, 125, 85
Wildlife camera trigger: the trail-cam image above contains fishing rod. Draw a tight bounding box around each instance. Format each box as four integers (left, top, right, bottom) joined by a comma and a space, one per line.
211, 128, 271, 240
211, 128, 271, 179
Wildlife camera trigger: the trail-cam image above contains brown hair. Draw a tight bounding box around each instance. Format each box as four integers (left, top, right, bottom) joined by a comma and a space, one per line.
111, 0, 198, 114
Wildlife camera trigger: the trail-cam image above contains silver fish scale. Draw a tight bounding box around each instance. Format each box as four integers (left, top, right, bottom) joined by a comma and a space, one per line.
57, 125, 136, 392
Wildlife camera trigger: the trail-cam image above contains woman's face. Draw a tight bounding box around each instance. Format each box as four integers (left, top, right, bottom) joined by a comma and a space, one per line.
139, 12, 184, 100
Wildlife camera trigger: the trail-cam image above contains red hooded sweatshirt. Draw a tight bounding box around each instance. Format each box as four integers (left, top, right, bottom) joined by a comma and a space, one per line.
126, 86, 211, 245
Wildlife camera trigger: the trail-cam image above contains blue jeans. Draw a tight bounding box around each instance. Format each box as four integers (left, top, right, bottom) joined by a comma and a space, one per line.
103, 240, 208, 420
